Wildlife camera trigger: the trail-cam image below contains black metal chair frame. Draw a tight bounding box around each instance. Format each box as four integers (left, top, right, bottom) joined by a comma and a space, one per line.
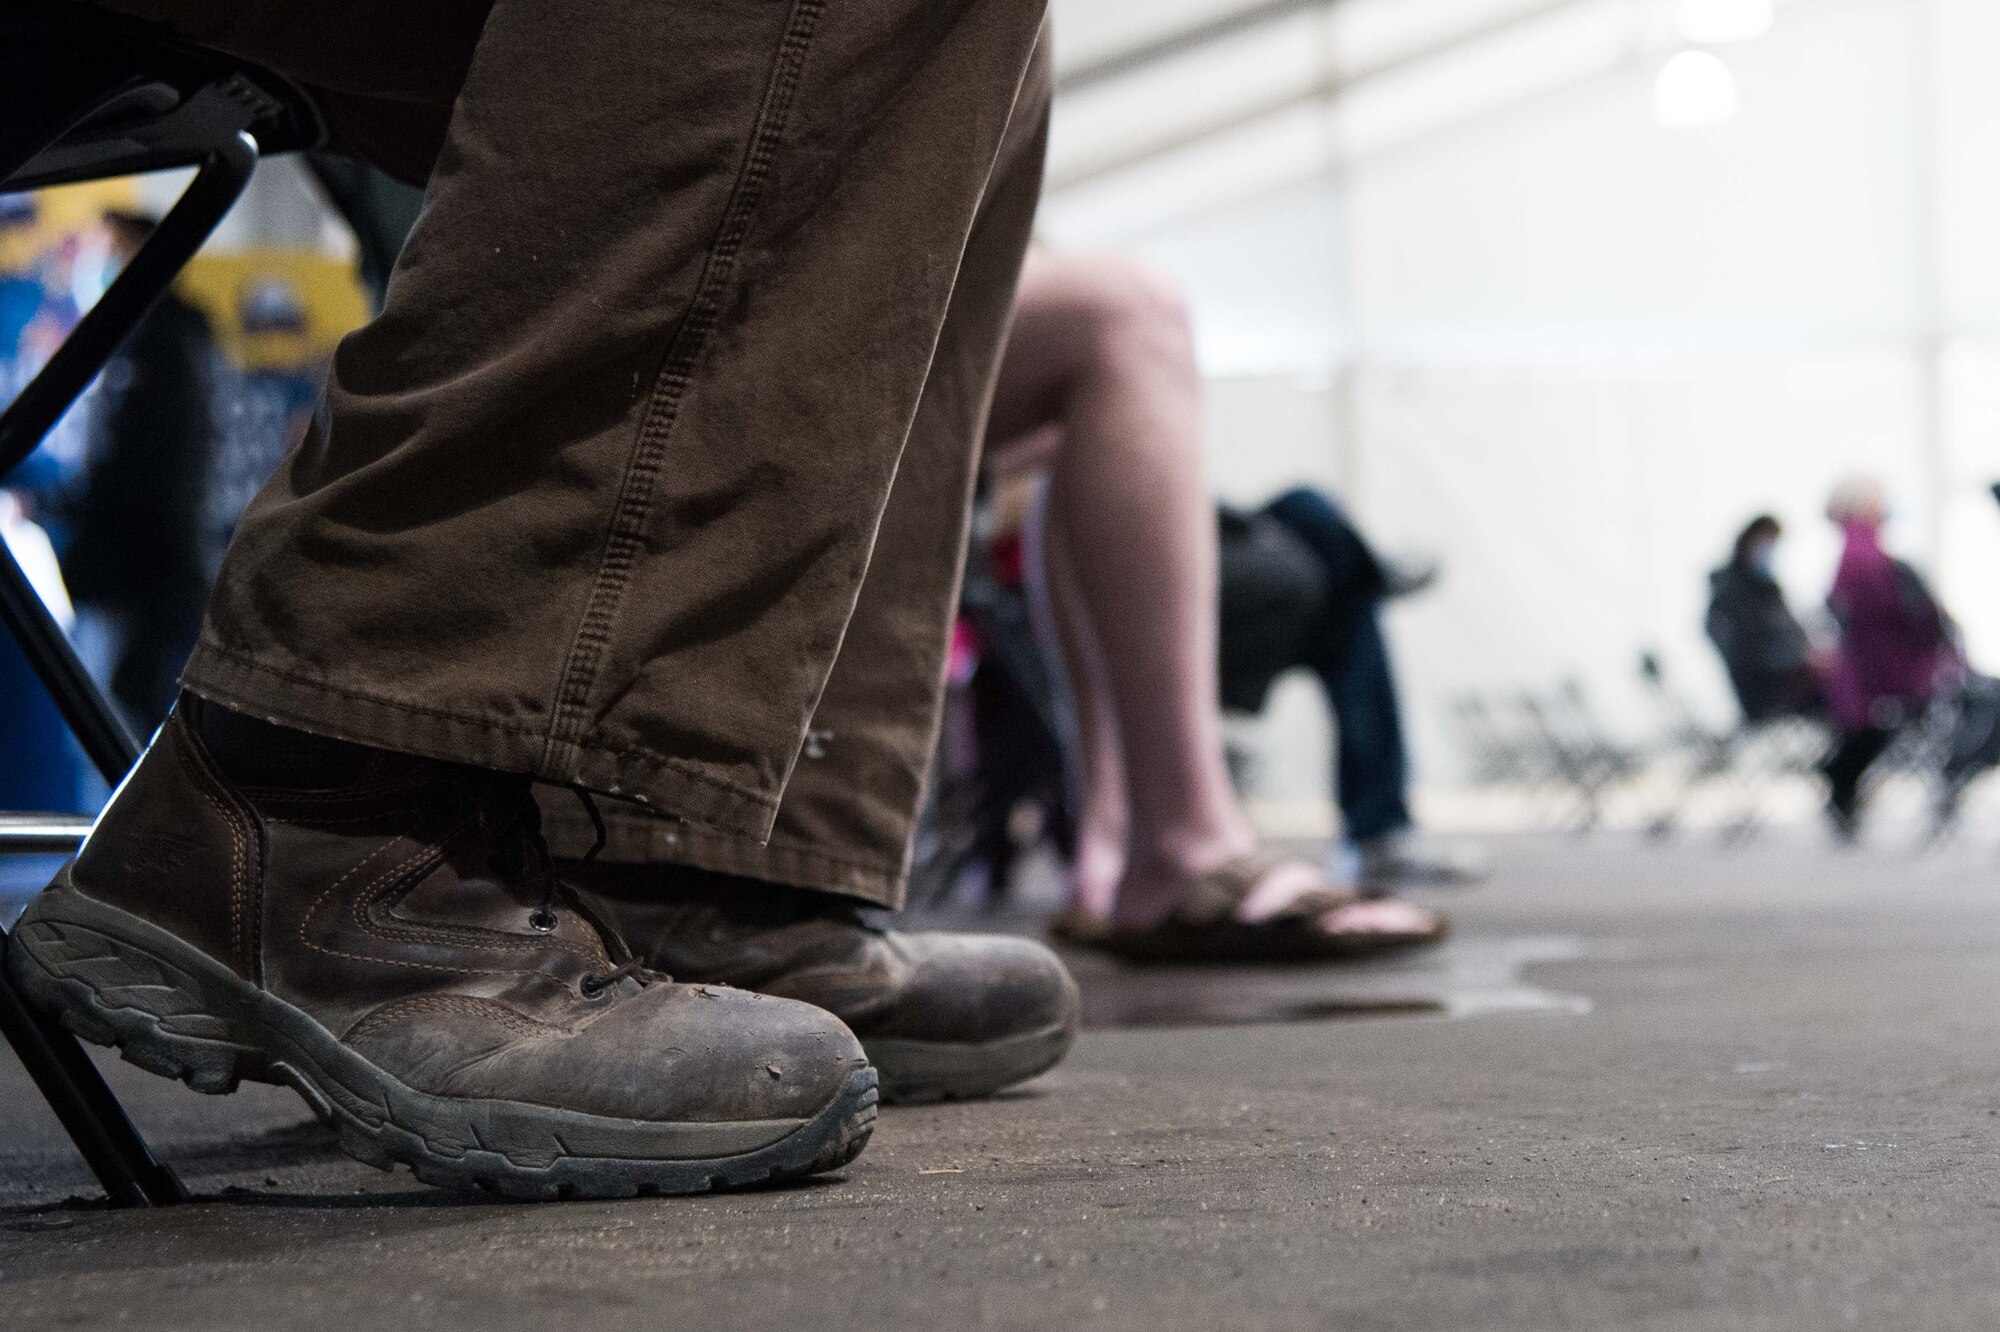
2, 3, 323, 1206
1635, 650, 1831, 844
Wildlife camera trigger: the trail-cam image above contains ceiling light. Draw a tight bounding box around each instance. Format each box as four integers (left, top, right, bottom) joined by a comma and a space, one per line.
1653, 50, 1741, 128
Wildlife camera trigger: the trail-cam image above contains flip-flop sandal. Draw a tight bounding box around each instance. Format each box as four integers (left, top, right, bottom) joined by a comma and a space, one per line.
1085, 853, 1449, 965
1048, 907, 1111, 946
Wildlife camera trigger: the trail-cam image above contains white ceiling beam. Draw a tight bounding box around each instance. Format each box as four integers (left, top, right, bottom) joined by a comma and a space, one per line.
1049, 0, 1592, 192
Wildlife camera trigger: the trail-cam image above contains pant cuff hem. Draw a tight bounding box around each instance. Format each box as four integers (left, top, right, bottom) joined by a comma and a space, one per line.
182, 645, 779, 841
542, 803, 906, 910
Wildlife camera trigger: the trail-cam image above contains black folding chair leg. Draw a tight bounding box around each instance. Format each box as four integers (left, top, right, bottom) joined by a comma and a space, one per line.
0, 135, 255, 1217
0, 131, 256, 475
1, 543, 179, 1205
0, 544, 140, 781
0, 940, 187, 1207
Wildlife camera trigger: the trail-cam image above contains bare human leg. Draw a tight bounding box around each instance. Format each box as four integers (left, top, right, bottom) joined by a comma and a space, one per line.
986, 253, 1435, 941
1027, 492, 1128, 920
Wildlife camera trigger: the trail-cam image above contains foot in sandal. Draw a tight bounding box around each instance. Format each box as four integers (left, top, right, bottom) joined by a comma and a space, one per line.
1065, 852, 1448, 965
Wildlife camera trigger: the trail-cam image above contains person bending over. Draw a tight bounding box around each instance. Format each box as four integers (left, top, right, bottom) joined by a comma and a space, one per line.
9, 0, 1077, 1199
1218, 488, 1488, 893
980, 250, 1448, 962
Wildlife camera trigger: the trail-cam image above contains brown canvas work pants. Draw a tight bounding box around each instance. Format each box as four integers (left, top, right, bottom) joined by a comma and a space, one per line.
93, 0, 1053, 907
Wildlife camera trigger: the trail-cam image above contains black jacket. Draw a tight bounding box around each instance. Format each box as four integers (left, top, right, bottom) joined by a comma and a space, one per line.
1216, 507, 1327, 714
1705, 562, 1817, 721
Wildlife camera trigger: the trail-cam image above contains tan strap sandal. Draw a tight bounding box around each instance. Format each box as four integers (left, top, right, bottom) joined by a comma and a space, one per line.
1086, 853, 1448, 965
1047, 906, 1111, 946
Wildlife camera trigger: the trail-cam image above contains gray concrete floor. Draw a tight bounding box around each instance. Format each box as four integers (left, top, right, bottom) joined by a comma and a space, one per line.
4, 831, 2000, 1330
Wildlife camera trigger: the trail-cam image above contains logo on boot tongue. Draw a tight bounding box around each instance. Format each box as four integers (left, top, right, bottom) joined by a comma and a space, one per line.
123, 829, 208, 878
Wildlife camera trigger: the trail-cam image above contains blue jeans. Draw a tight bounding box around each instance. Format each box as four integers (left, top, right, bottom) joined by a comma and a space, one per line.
1262, 488, 1412, 843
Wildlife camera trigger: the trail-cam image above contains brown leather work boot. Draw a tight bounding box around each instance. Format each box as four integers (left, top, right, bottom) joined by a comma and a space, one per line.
5, 699, 876, 1199
566, 865, 1080, 1104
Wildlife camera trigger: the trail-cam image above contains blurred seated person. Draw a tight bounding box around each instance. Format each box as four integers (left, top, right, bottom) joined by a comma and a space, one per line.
1704, 513, 1826, 723
979, 250, 1449, 961
1218, 490, 1487, 892
1819, 476, 1956, 840
56, 210, 216, 732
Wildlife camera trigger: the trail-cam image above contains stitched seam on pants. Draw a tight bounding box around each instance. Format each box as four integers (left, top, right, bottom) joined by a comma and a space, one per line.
626, 826, 904, 900
640, 824, 902, 877
725, 835, 900, 875
573, 811, 902, 876
542, 0, 829, 765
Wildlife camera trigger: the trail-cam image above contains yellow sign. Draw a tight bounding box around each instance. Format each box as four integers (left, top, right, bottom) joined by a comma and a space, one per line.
178, 250, 369, 373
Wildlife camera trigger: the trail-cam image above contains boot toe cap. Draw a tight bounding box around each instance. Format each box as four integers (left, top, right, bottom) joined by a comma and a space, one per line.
873, 933, 1079, 1045
349, 984, 868, 1124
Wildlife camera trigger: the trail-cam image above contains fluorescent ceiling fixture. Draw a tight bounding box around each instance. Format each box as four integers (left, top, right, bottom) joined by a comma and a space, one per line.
1049, 0, 1265, 76
1039, 107, 1329, 247
1676, 0, 1774, 45
1333, 0, 1632, 161
1047, 13, 1327, 186
1653, 49, 1739, 128
1332, 0, 1557, 73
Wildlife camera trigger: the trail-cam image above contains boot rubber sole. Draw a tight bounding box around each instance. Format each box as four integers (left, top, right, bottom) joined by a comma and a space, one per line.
866, 1019, 1075, 1105
5, 883, 876, 1200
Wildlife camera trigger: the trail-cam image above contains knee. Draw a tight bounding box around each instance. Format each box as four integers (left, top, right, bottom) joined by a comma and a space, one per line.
1090, 257, 1195, 356
1040, 254, 1197, 370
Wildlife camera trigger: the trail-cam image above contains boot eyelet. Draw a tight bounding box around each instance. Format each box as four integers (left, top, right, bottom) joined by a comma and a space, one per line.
578, 976, 608, 1001
527, 909, 559, 933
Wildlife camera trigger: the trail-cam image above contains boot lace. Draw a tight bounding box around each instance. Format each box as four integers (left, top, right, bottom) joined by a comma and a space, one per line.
579, 957, 648, 998
482, 778, 656, 995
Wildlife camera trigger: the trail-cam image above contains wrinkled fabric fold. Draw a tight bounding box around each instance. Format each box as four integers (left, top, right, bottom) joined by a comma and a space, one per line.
93, 0, 1050, 888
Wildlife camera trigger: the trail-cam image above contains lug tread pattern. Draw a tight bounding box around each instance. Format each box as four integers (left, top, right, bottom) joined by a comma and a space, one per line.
6, 903, 876, 1200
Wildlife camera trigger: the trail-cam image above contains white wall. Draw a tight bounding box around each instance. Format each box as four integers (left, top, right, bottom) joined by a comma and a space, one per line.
1341, 0, 1959, 775
1053, 0, 2000, 813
